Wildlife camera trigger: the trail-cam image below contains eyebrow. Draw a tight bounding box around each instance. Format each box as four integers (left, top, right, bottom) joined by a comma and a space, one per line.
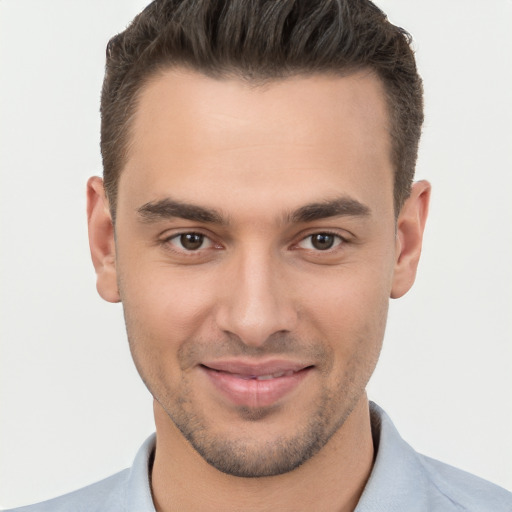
137, 198, 227, 224
136, 195, 371, 225
287, 197, 371, 223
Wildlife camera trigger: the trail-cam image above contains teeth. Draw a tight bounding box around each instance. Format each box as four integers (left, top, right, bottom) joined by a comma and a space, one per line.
255, 370, 295, 380
210, 368, 300, 380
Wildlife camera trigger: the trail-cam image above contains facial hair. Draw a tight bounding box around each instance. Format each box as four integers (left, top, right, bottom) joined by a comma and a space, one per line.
130, 330, 379, 478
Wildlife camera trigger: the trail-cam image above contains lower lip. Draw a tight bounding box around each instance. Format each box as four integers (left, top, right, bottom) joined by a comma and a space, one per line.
201, 366, 312, 408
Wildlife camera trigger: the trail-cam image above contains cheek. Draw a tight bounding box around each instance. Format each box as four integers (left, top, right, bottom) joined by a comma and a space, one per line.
118, 262, 217, 352
299, 264, 391, 354
118, 269, 213, 402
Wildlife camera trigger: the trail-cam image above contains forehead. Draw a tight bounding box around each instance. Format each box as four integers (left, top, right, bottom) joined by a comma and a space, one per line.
119, 68, 394, 217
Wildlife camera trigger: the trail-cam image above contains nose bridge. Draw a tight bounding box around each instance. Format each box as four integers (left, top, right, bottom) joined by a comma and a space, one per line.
216, 242, 297, 346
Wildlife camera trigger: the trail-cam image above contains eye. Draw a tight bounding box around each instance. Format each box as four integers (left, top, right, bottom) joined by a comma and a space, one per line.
168, 232, 213, 251
297, 232, 343, 251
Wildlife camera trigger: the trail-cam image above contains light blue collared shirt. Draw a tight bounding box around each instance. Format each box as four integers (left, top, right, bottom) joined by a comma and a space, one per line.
5, 403, 512, 511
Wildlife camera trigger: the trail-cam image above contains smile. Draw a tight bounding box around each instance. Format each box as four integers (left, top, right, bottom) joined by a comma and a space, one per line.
210, 369, 298, 380
199, 361, 313, 408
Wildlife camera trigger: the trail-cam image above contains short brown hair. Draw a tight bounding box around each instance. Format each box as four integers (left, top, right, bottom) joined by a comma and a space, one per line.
101, 0, 423, 220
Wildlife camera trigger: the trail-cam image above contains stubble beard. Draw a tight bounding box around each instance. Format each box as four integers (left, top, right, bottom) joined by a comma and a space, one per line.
148, 341, 376, 478
125, 319, 382, 478
159, 384, 361, 478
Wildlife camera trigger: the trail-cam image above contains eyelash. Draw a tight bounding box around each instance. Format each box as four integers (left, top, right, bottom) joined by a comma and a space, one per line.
295, 231, 346, 251
164, 232, 219, 253
161, 230, 348, 255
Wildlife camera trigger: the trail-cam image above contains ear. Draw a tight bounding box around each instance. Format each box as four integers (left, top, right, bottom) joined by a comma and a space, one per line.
390, 180, 431, 299
87, 176, 120, 303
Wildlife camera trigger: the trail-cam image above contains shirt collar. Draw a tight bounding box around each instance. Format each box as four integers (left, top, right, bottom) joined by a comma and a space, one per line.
355, 402, 430, 511
124, 433, 157, 511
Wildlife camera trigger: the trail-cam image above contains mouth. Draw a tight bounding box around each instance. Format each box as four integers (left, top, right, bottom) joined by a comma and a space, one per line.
199, 360, 314, 408
209, 368, 300, 381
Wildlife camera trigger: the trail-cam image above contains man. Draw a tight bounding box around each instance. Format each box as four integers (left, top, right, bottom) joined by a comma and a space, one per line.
3, 0, 511, 511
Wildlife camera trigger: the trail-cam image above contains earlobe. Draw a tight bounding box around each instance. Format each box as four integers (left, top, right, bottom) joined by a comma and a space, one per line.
390, 180, 431, 299
87, 176, 120, 303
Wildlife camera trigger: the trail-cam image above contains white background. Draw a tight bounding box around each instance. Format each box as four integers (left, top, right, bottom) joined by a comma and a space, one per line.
1, 0, 511, 508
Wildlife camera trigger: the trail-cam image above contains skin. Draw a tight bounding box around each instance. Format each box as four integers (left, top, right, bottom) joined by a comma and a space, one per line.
87, 69, 430, 511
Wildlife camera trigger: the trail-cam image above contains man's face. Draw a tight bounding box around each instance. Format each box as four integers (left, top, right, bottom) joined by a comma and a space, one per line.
107, 69, 401, 477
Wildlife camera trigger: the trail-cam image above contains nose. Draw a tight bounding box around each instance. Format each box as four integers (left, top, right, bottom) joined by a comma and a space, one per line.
215, 247, 298, 347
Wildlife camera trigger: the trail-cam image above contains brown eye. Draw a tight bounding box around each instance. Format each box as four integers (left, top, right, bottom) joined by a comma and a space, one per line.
298, 233, 343, 251
170, 232, 212, 251
181, 233, 204, 250
311, 233, 335, 250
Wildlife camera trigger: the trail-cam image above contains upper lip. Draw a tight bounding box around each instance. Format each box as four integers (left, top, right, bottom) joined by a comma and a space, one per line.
201, 359, 312, 376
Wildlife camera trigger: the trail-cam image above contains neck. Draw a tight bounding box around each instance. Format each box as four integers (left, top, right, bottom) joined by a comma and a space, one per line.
151, 395, 374, 512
